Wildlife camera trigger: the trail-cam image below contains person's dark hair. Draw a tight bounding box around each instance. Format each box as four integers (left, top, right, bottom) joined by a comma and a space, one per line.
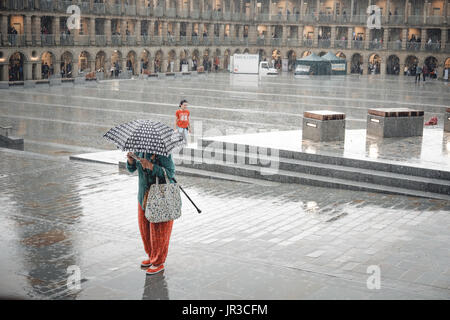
179, 99, 188, 108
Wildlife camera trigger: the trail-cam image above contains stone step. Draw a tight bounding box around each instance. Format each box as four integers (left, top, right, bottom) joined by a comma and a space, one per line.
178, 146, 450, 195
173, 154, 450, 201
198, 138, 450, 181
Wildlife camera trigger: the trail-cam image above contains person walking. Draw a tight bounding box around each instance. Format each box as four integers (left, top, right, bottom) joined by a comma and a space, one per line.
126, 151, 176, 275
174, 99, 191, 142
422, 64, 428, 82
415, 65, 422, 83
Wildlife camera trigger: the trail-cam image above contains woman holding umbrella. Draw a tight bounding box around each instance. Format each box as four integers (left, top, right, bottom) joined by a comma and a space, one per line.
126, 151, 175, 275
104, 120, 186, 275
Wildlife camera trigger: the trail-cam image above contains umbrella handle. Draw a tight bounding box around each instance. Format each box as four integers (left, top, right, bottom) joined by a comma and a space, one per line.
173, 178, 202, 214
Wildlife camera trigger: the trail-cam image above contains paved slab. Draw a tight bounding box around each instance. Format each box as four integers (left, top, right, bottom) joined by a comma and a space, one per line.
0, 148, 449, 300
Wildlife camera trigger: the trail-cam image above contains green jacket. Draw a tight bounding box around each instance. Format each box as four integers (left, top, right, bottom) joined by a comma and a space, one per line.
126, 152, 176, 210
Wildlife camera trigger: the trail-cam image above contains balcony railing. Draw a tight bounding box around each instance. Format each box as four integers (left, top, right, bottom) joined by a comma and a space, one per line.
7, 34, 26, 47
272, 13, 286, 22
407, 15, 424, 25
352, 40, 364, 49
256, 38, 266, 46
302, 13, 316, 23
141, 35, 151, 45
79, 1, 90, 14
231, 12, 241, 21
166, 7, 176, 18
303, 39, 313, 47
318, 39, 331, 48
58, 1, 73, 13
41, 34, 55, 46
369, 42, 382, 50
2, 0, 25, 10
60, 34, 74, 46
212, 11, 222, 20
201, 37, 211, 46
318, 14, 334, 23
222, 36, 232, 45
335, 15, 350, 23
271, 38, 282, 46
93, 3, 106, 15
126, 5, 136, 16
179, 36, 188, 46
202, 10, 212, 19
351, 15, 366, 24
111, 35, 121, 46
78, 35, 90, 46
96, 35, 106, 46
424, 43, 441, 52
406, 42, 421, 51
190, 9, 200, 19
152, 36, 163, 46
255, 13, 270, 22
334, 40, 348, 49
40, 0, 54, 11
191, 35, 200, 45
108, 4, 122, 15
154, 6, 164, 17
223, 12, 231, 20
125, 35, 137, 46
427, 16, 444, 25
444, 45, 450, 53
288, 14, 300, 22
387, 41, 403, 50
178, 9, 189, 18
386, 15, 404, 25
286, 38, 300, 47
213, 36, 220, 45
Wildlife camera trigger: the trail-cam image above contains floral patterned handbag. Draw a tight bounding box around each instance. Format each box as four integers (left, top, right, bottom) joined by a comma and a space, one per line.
145, 167, 182, 223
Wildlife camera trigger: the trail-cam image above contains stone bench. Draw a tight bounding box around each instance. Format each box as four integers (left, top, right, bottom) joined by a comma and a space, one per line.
367, 108, 424, 138
445, 108, 450, 133
302, 110, 346, 142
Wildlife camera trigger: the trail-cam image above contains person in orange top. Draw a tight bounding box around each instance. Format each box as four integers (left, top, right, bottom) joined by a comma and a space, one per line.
175, 99, 191, 142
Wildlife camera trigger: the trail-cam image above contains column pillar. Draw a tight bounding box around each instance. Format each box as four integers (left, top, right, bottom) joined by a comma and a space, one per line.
136, 20, 142, 45
347, 26, 352, 49
444, 0, 448, 23
90, 17, 96, 45
383, 27, 389, 49
313, 26, 318, 47
365, 27, 370, 49
25, 15, 32, 46
248, 24, 256, 45
219, 23, 225, 41
175, 22, 180, 42
121, 19, 127, 43
208, 23, 214, 41
330, 25, 336, 48
149, 20, 155, 37
300, 0, 304, 16
53, 16, 60, 45
33, 16, 41, 46
282, 25, 287, 46
401, 28, 407, 50
186, 22, 192, 42
1, 15, 8, 46
230, 23, 235, 41
162, 21, 168, 42
105, 19, 112, 45
404, 0, 409, 23
420, 28, 426, 50
298, 25, 303, 44
441, 28, 447, 52
2, 63, 9, 82
350, 0, 354, 20
72, 61, 78, 78
315, 0, 320, 20
53, 59, 61, 77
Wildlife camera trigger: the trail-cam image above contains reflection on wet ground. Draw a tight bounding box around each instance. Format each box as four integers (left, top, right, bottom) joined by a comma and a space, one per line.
1, 74, 449, 299
0, 149, 449, 299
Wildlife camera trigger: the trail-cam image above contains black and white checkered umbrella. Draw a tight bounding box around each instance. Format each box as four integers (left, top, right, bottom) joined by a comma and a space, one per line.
103, 119, 185, 156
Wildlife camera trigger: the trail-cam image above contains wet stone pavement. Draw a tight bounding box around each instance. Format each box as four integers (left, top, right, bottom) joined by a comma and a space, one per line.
0, 148, 449, 299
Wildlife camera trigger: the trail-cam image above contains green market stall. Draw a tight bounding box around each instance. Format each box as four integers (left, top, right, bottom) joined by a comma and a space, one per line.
294, 53, 332, 76
321, 52, 347, 75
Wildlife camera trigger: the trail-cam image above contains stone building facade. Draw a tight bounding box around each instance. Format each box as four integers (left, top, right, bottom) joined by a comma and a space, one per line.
0, 0, 449, 81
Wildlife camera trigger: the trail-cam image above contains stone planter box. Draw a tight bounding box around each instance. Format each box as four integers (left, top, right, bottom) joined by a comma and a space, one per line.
302, 110, 346, 142
367, 108, 424, 138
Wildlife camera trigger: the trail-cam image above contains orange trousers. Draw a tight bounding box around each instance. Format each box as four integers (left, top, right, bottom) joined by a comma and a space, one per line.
138, 192, 174, 266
